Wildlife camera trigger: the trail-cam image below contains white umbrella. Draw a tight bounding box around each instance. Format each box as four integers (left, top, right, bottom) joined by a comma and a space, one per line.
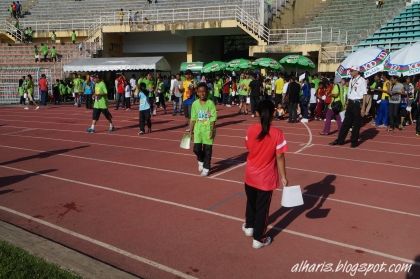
336, 47, 389, 78
384, 42, 420, 76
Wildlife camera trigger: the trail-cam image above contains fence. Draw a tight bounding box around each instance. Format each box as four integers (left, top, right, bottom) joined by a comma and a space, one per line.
269, 27, 348, 45
0, 67, 51, 104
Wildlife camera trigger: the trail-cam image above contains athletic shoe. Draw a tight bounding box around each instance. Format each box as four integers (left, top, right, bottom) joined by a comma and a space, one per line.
185, 128, 190, 132
252, 237, 271, 249
108, 126, 116, 132
138, 131, 145, 135
86, 127, 95, 133
251, 114, 255, 118
35, 106, 39, 110
200, 168, 209, 177
242, 223, 253, 237
24, 107, 29, 110
416, 133, 419, 136
226, 104, 231, 107
198, 161, 204, 173
300, 118, 308, 123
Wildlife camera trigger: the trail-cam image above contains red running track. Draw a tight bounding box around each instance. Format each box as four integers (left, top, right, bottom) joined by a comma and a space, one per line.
0, 104, 419, 279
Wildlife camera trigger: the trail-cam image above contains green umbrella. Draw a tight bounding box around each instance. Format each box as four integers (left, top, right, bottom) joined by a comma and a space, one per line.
226, 58, 253, 70
180, 62, 204, 73
279, 55, 316, 70
202, 61, 226, 73
252, 58, 284, 71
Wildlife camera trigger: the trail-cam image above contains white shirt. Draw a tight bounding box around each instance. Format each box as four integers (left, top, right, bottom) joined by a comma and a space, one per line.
347, 75, 367, 100
283, 82, 289, 94
310, 88, 316, 103
129, 78, 136, 89
170, 78, 181, 97
125, 85, 131, 98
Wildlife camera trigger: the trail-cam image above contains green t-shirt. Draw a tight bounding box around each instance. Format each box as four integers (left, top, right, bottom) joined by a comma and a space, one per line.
26, 80, 34, 95
40, 45, 48, 56
191, 99, 217, 145
73, 78, 83, 93
238, 79, 251, 96
71, 32, 76, 41
141, 79, 154, 97
18, 86, 24, 96
312, 78, 320, 91
50, 48, 57, 57
94, 81, 108, 109
213, 79, 222, 97
59, 83, 66, 95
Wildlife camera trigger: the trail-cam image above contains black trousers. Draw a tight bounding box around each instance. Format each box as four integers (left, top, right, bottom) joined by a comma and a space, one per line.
274, 94, 282, 107
193, 143, 212, 170
125, 97, 131, 109
337, 100, 362, 145
85, 95, 92, 109
115, 94, 125, 109
20, 96, 25, 105
245, 184, 273, 241
157, 93, 166, 110
388, 103, 400, 129
416, 108, 420, 133
250, 95, 260, 114
288, 102, 298, 122
139, 109, 151, 132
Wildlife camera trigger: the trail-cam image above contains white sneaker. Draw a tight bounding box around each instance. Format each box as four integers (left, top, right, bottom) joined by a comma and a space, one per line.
252, 237, 272, 249
200, 168, 209, 177
35, 106, 39, 110
251, 114, 255, 118
300, 118, 308, 123
242, 223, 253, 237
24, 107, 29, 110
198, 162, 204, 172
226, 104, 231, 107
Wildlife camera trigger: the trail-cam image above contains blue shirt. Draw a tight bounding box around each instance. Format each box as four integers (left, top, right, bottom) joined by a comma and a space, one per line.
302, 82, 310, 98
83, 81, 94, 95
139, 91, 150, 111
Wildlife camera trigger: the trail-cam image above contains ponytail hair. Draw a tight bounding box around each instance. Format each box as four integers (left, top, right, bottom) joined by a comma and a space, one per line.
256, 100, 275, 140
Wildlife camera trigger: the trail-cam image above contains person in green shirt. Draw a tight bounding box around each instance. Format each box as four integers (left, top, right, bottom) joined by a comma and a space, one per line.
50, 46, 57, 62
238, 73, 251, 115
18, 77, 25, 105
34, 45, 39, 62
213, 75, 222, 104
138, 73, 155, 115
40, 43, 48, 62
59, 80, 66, 102
190, 82, 217, 177
320, 80, 345, 135
154, 75, 167, 114
24, 74, 39, 110
87, 74, 115, 133
73, 74, 84, 107
71, 30, 77, 44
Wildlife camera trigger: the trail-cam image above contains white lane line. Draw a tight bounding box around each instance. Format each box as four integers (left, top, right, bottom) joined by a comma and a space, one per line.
1, 128, 37, 136
0, 165, 417, 266
0, 205, 197, 279
210, 162, 247, 178
294, 121, 313, 154
1, 144, 420, 219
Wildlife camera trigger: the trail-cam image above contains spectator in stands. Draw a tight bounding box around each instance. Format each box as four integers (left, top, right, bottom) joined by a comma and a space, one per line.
24, 74, 39, 110
115, 73, 126, 110
117, 9, 124, 25
71, 30, 77, 44
51, 31, 57, 43
330, 67, 367, 148
38, 74, 48, 106
87, 74, 115, 133
11, 2, 17, 19
376, 0, 384, 8
128, 10, 134, 26
50, 46, 57, 62
16, 1, 21, 18
8, 4, 13, 18
34, 45, 39, 62
287, 76, 300, 123
24, 27, 33, 43
40, 43, 48, 62
147, 0, 152, 4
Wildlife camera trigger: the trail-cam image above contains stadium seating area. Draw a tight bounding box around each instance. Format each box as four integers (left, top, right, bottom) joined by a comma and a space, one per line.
357, 2, 420, 50
301, 0, 407, 44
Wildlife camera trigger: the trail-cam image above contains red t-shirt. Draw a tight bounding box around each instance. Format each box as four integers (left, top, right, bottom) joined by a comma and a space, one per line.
39, 78, 48, 91
245, 123, 288, 191
117, 77, 126, 94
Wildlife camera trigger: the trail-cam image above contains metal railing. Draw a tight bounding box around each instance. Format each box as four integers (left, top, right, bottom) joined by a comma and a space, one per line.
269, 26, 348, 45
1, 21, 24, 42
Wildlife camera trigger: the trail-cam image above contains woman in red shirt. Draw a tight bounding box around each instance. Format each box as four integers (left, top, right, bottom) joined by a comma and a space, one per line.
243, 100, 288, 249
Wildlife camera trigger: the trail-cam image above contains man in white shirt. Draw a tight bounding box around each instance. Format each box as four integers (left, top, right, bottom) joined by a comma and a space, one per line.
129, 74, 137, 104
330, 67, 367, 148
170, 74, 182, 115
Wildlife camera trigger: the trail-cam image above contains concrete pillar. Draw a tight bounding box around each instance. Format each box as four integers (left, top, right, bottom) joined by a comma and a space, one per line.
186, 37, 193, 62
259, 0, 265, 26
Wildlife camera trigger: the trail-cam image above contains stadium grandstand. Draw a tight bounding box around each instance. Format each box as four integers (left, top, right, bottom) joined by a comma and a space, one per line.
0, 0, 419, 103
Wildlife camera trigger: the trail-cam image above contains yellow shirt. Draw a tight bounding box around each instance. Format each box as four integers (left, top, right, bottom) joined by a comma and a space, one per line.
182, 80, 194, 101
382, 80, 391, 100
275, 78, 284, 94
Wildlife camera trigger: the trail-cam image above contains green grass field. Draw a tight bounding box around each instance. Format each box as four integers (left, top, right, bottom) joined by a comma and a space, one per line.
0, 240, 82, 279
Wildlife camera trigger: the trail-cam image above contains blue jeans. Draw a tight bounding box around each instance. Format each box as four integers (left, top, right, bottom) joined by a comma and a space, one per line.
375, 100, 389, 126
40, 90, 48, 105
300, 96, 310, 119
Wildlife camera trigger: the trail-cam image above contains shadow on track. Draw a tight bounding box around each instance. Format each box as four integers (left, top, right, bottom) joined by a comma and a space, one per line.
0, 145, 89, 166
0, 169, 57, 195
267, 175, 336, 241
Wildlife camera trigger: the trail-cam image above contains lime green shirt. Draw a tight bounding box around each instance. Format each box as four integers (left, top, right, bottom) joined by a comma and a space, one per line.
238, 79, 251, 96
40, 45, 48, 56
26, 80, 34, 95
94, 81, 108, 109
191, 99, 217, 145
50, 48, 57, 57
73, 78, 83, 93
71, 32, 76, 41
59, 83, 66, 95
213, 79, 222, 97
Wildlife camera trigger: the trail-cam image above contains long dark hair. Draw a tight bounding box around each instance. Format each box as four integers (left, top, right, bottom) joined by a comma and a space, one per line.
256, 100, 275, 140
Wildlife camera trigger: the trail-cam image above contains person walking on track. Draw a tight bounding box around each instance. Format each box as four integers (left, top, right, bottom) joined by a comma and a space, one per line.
243, 100, 288, 249
330, 67, 367, 148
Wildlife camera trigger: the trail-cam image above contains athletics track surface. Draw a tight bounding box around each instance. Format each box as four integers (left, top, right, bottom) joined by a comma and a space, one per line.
0, 105, 419, 279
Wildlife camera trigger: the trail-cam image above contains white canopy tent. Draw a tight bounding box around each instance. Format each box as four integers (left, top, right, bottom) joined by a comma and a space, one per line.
63, 57, 171, 72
